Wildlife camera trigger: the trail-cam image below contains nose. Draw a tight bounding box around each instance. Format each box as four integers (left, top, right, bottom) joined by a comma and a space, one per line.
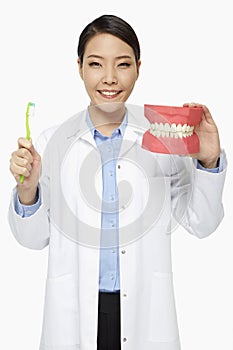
102, 66, 118, 85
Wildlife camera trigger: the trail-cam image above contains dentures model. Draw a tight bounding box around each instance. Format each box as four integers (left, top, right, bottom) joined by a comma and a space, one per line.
142, 104, 203, 155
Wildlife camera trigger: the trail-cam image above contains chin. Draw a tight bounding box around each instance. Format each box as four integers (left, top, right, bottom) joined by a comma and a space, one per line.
142, 104, 203, 155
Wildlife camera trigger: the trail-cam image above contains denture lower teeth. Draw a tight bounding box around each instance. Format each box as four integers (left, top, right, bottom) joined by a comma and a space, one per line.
149, 122, 194, 138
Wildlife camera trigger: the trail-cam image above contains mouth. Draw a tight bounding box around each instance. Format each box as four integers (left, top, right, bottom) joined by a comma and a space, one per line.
142, 104, 203, 155
98, 90, 122, 99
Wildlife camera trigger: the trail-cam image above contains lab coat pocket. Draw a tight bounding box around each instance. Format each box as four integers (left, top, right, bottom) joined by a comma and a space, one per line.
41, 274, 80, 347
148, 271, 179, 343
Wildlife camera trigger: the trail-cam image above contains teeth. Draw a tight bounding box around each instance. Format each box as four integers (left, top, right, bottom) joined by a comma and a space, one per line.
176, 124, 182, 132
182, 124, 187, 132
170, 123, 176, 132
164, 123, 170, 132
149, 122, 195, 139
159, 123, 163, 131
101, 91, 118, 96
178, 131, 183, 138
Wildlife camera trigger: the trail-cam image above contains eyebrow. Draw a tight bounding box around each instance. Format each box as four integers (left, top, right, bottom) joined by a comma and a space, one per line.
86, 54, 133, 60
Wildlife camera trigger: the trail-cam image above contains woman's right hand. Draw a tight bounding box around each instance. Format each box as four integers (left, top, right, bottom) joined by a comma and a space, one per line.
10, 137, 41, 205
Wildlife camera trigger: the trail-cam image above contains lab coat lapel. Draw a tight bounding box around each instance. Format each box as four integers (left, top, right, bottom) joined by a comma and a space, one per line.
65, 110, 97, 149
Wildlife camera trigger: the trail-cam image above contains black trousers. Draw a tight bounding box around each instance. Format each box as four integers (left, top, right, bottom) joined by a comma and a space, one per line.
97, 292, 121, 350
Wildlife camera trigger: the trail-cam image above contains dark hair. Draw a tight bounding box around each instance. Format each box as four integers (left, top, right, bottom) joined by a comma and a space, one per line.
77, 14, 140, 66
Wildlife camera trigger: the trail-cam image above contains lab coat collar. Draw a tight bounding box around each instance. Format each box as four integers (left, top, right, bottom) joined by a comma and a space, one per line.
65, 105, 148, 153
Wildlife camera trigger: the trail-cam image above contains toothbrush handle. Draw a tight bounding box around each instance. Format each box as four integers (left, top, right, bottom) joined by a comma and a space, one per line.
20, 102, 33, 184
20, 174, 25, 183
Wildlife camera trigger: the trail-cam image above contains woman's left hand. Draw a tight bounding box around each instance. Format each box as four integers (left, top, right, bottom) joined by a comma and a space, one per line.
183, 102, 221, 168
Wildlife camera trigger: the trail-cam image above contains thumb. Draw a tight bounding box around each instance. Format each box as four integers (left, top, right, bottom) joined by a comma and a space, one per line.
29, 140, 41, 161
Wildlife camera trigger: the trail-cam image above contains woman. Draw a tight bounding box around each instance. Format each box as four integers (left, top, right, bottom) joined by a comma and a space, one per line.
9, 14, 227, 350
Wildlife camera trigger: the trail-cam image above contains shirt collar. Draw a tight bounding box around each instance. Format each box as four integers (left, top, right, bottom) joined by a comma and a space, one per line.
85, 108, 128, 138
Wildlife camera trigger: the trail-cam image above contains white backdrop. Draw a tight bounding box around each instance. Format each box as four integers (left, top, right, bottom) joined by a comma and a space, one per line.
0, 0, 232, 349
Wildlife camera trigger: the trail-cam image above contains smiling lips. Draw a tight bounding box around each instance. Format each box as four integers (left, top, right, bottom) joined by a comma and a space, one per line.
142, 104, 203, 155
98, 90, 121, 98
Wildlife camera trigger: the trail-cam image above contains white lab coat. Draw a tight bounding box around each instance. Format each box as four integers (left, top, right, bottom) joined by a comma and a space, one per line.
8, 105, 227, 350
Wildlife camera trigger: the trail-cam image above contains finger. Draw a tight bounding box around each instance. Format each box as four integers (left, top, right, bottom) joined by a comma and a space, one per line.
10, 151, 33, 177
200, 105, 215, 123
183, 102, 212, 118
195, 104, 217, 126
183, 102, 216, 125
29, 142, 41, 161
183, 102, 204, 108
13, 148, 34, 164
18, 137, 32, 150
10, 162, 31, 178
17, 138, 40, 160
14, 155, 33, 171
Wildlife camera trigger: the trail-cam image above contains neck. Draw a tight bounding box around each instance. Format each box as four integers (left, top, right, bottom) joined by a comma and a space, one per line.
88, 102, 126, 136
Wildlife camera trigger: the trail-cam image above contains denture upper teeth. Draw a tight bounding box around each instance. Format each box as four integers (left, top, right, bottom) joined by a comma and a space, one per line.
149, 122, 194, 138
101, 91, 118, 96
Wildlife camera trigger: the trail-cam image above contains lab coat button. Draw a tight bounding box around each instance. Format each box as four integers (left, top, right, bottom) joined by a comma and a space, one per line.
117, 164, 121, 169
123, 337, 127, 342
123, 293, 127, 297
121, 250, 126, 254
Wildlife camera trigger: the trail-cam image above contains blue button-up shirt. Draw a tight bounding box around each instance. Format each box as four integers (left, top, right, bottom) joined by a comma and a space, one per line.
86, 111, 127, 292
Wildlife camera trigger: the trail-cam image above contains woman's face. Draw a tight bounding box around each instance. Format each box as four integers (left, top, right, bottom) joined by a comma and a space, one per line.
78, 33, 141, 106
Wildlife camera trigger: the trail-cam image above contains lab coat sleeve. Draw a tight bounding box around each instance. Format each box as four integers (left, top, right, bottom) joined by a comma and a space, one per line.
8, 126, 57, 250
8, 185, 50, 249
171, 149, 227, 238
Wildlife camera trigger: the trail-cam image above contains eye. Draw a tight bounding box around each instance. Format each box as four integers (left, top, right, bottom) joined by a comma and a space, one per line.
118, 62, 131, 68
89, 62, 101, 67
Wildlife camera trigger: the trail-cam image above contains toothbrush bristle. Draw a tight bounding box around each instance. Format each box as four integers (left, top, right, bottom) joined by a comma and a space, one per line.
28, 102, 35, 116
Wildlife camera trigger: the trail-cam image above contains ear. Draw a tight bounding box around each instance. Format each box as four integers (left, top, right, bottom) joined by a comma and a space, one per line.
136, 60, 141, 79
77, 58, 84, 80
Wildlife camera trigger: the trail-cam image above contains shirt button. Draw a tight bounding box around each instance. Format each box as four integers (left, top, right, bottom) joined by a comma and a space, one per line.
121, 250, 126, 254
112, 250, 115, 253
111, 274, 114, 280
109, 171, 113, 176
110, 195, 114, 201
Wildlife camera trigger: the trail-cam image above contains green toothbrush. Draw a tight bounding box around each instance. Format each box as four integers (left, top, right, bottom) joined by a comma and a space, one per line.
20, 101, 35, 183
